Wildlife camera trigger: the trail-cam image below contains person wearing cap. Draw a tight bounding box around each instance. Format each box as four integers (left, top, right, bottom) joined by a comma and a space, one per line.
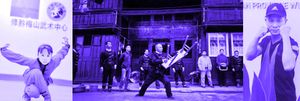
246, 3, 299, 101
0, 37, 70, 101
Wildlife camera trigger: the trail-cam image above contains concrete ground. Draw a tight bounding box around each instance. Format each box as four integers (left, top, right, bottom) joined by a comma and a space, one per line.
73, 91, 242, 101
73, 82, 243, 101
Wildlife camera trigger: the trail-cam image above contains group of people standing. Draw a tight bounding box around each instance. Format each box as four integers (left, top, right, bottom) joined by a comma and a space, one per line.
98, 41, 243, 98
198, 49, 243, 88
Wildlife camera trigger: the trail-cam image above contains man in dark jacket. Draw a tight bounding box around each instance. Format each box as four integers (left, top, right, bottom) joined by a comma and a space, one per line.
136, 43, 173, 98
231, 50, 243, 87
139, 49, 160, 88
172, 59, 187, 87
100, 41, 117, 92
139, 49, 150, 86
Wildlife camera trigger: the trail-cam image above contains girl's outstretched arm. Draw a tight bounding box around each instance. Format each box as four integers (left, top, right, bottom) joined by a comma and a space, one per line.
1, 44, 35, 66
52, 37, 70, 67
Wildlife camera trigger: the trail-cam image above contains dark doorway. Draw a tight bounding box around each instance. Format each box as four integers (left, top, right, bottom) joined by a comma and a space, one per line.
151, 39, 170, 54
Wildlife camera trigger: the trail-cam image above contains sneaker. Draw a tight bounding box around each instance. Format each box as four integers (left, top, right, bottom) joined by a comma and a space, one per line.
167, 96, 174, 99
119, 86, 123, 90
135, 94, 143, 97
175, 84, 179, 88
102, 86, 106, 90
237, 84, 241, 88
124, 88, 130, 92
209, 84, 214, 88
108, 88, 112, 92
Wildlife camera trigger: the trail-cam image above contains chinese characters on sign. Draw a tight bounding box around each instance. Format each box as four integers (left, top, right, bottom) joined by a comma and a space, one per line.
11, 18, 68, 32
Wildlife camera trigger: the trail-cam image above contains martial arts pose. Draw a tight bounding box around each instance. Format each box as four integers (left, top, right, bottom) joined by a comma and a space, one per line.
198, 50, 213, 88
0, 37, 70, 101
246, 3, 299, 101
100, 41, 117, 92
231, 50, 243, 87
216, 49, 228, 87
119, 45, 132, 91
136, 43, 173, 98
172, 59, 187, 87
138, 49, 160, 88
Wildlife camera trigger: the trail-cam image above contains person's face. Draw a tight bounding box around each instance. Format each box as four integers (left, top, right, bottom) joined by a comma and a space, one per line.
106, 42, 112, 48
156, 44, 163, 53
220, 50, 224, 54
144, 49, 149, 55
126, 46, 131, 52
202, 51, 207, 56
38, 49, 52, 65
265, 15, 287, 35
234, 51, 239, 56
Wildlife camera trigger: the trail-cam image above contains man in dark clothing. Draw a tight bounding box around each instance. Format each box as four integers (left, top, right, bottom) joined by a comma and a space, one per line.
73, 44, 80, 80
119, 45, 132, 91
139, 49, 160, 88
139, 49, 151, 86
172, 59, 187, 87
136, 43, 173, 98
231, 50, 243, 87
100, 41, 117, 92
216, 49, 228, 87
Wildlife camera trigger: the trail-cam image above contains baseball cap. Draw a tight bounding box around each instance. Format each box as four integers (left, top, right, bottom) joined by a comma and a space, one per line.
266, 3, 286, 17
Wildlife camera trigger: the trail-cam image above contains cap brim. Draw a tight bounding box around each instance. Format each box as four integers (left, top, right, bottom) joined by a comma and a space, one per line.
266, 12, 284, 17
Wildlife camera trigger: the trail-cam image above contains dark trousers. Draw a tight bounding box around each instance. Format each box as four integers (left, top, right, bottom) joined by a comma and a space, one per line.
139, 70, 148, 86
234, 70, 243, 85
218, 70, 227, 86
174, 70, 185, 85
138, 73, 172, 97
139, 70, 160, 88
102, 65, 114, 89
73, 68, 77, 80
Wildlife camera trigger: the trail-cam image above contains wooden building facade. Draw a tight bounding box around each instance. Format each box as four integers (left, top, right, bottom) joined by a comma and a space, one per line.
73, 0, 243, 85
